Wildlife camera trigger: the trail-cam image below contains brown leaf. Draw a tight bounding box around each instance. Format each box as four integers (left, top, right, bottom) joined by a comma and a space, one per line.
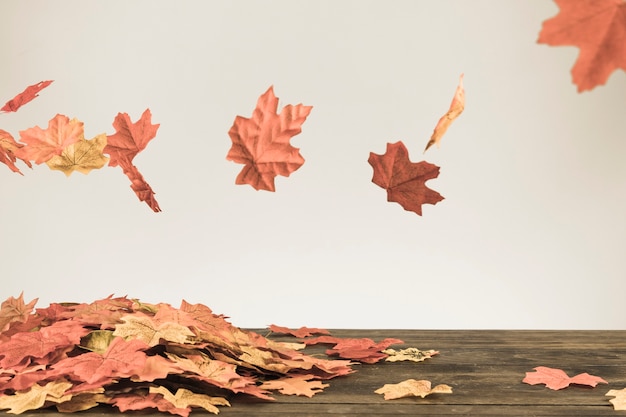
0, 130, 32, 175
0, 293, 38, 333
375, 379, 453, 400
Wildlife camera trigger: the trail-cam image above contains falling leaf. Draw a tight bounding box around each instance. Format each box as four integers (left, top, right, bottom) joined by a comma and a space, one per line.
424, 74, 465, 152
0, 130, 32, 175
15, 114, 83, 164
0, 380, 72, 414
226, 86, 312, 191
104, 109, 161, 212
268, 324, 331, 338
523, 366, 608, 390
260, 375, 329, 397
538, 0, 626, 92
46, 133, 108, 176
368, 141, 444, 216
1, 80, 53, 113
383, 347, 439, 363
375, 379, 452, 400
607, 388, 626, 410
149, 386, 230, 416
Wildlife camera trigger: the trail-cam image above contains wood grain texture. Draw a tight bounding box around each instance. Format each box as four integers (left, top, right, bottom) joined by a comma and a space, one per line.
15, 330, 626, 417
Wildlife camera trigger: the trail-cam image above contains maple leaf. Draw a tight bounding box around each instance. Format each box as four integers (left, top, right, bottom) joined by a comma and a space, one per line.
15, 114, 84, 164
268, 324, 331, 338
51, 336, 148, 384
1, 80, 53, 113
260, 375, 329, 398
0, 293, 38, 333
424, 73, 465, 153
0, 380, 72, 414
150, 386, 230, 416
523, 366, 608, 390
368, 141, 444, 216
375, 379, 453, 400
607, 388, 626, 410
112, 392, 191, 417
538, 0, 626, 92
383, 347, 439, 363
113, 314, 194, 346
304, 335, 403, 364
0, 130, 32, 175
45, 133, 108, 176
55, 392, 110, 413
104, 109, 161, 212
226, 86, 313, 191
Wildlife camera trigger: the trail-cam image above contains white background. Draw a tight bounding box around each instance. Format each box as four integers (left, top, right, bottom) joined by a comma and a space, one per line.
1, 1, 625, 329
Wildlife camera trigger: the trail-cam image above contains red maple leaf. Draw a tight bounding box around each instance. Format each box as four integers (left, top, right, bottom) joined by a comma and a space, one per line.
304, 336, 404, 364
0, 130, 32, 174
15, 114, 83, 164
268, 324, 331, 338
538, 0, 626, 92
368, 141, 444, 216
51, 336, 148, 384
226, 86, 312, 191
1, 80, 53, 113
523, 366, 608, 390
104, 109, 161, 212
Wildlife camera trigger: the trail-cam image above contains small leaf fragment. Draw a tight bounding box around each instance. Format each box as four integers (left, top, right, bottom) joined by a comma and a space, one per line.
424, 73, 465, 153
607, 388, 626, 411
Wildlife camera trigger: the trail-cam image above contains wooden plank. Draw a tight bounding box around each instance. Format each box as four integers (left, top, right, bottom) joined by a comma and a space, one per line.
11, 330, 626, 417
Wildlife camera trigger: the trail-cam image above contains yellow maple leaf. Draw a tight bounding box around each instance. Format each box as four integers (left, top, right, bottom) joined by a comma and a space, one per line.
607, 388, 626, 410
112, 315, 194, 346
46, 133, 108, 176
149, 386, 229, 415
383, 347, 439, 363
0, 380, 72, 414
375, 379, 452, 400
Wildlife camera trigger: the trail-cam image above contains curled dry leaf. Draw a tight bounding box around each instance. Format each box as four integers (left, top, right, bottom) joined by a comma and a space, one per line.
424, 74, 465, 153
368, 141, 444, 216
375, 379, 452, 400
538, 0, 626, 92
523, 366, 608, 390
607, 388, 626, 411
226, 86, 312, 191
1, 80, 53, 113
383, 347, 439, 363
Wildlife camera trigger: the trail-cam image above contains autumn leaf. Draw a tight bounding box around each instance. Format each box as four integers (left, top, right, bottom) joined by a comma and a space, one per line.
104, 109, 161, 212
1, 80, 53, 113
268, 324, 331, 338
607, 388, 626, 411
383, 347, 439, 363
538, 0, 626, 92
304, 335, 403, 364
15, 114, 83, 164
375, 379, 452, 400
45, 133, 108, 176
55, 392, 110, 413
112, 314, 194, 346
0, 130, 32, 174
260, 375, 329, 397
424, 74, 465, 152
226, 86, 312, 191
150, 386, 230, 416
368, 141, 444, 216
112, 392, 192, 417
0, 380, 72, 414
523, 366, 608, 390
0, 293, 38, 333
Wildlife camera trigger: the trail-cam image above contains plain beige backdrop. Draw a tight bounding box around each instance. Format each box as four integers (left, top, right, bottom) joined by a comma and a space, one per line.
1, 1, 625, 329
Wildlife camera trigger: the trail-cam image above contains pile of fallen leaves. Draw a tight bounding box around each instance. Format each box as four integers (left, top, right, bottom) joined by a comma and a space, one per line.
0, 294, 415, 416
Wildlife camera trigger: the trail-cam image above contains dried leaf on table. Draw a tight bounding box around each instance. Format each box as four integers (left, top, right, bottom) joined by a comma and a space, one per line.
607, 388, 626, 410
260, 375, 329, 397
523, 366, 608, 390
538, 0, 626, 92
375, 379, 452, 400
268, 324, 331, 338
383, 347, 439, 363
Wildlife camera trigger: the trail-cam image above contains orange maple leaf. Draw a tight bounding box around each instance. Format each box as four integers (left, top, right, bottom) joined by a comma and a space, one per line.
368, 141, 444, 216
260, 375, 329, 397
538, 0, 626, 92
15, 114, 83, 164
104, 109, 161, 212
227, 86, 312, 191
0, 130, 32, 174
1, 80, 53, 113
424, 74, 465, 153
523, 366, 608, 390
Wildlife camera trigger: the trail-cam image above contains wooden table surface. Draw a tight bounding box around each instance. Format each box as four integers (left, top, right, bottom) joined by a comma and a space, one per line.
19, 330, 626, 417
